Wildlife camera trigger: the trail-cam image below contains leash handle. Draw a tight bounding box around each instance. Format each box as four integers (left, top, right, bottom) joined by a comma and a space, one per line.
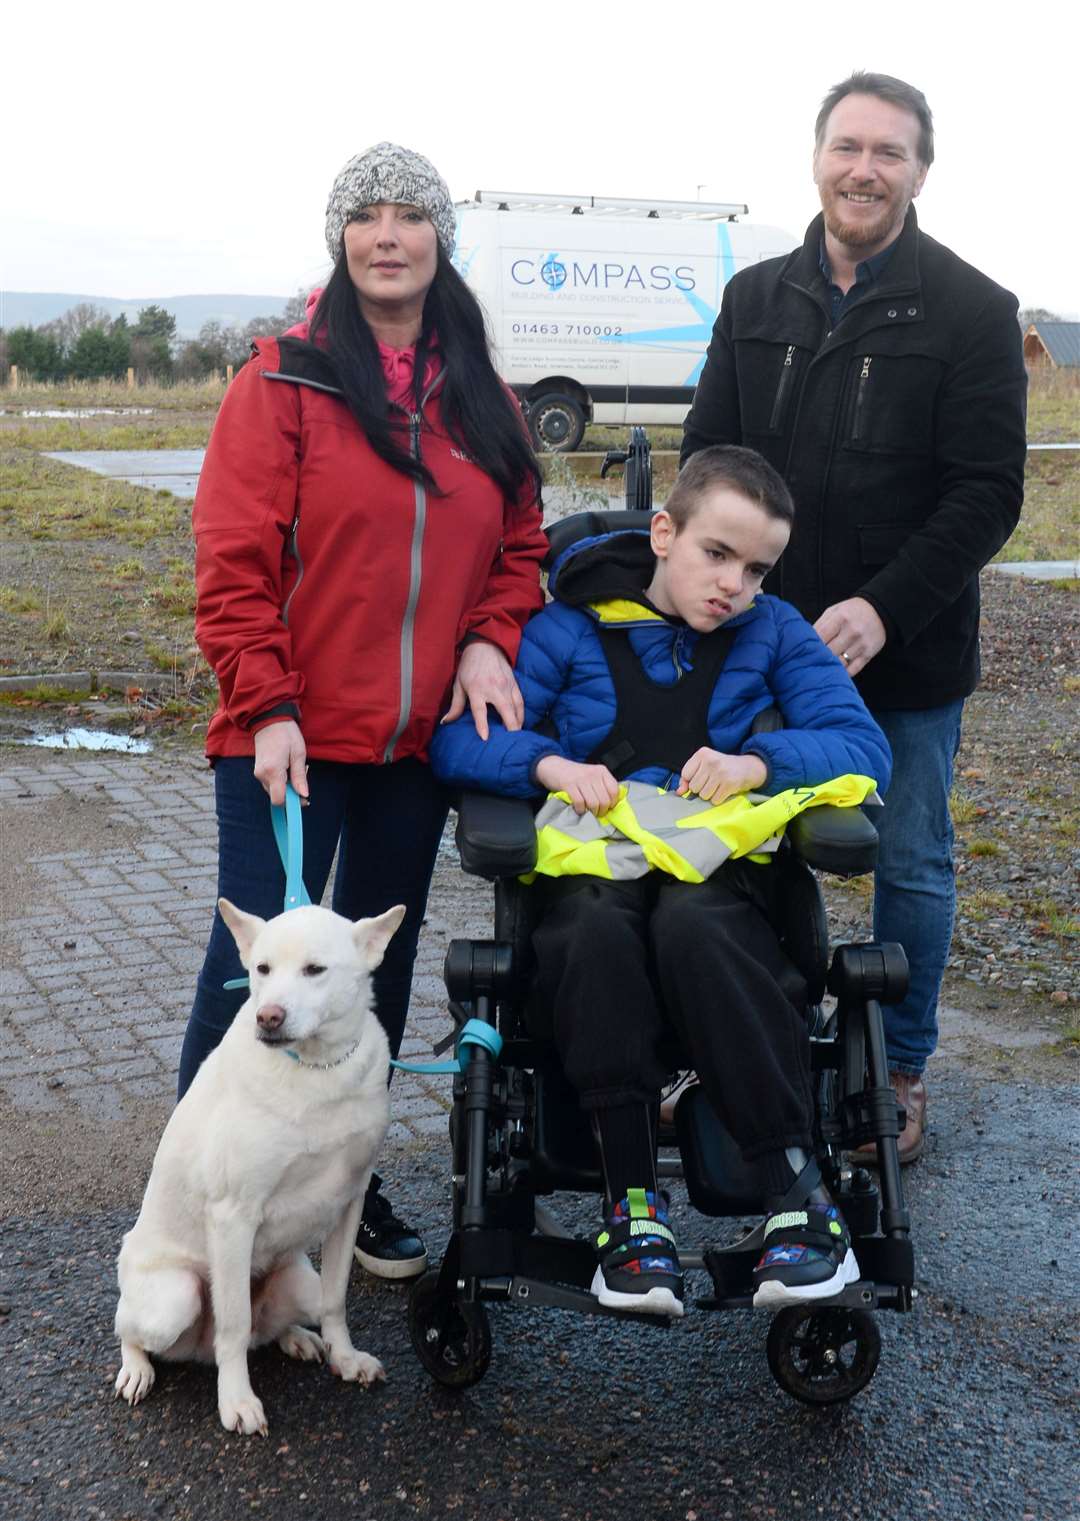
221, 783, 310, 991
271, 783, 312, 911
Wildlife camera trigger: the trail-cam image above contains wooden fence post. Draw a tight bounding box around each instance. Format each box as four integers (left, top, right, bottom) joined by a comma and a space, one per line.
226, 364, 234, 384
9, 365, 17, 390
127, 368, 135, 389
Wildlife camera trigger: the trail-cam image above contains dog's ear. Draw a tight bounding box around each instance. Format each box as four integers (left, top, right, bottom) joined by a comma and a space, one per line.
353, 904, 407, 971
218, 898, 266, 966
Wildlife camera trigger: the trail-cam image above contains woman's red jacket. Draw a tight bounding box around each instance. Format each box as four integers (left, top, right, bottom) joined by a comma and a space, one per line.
193, 336, 547, 764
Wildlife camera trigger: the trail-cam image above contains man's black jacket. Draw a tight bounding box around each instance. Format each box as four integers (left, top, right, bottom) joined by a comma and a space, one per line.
681, 208, 1027, 710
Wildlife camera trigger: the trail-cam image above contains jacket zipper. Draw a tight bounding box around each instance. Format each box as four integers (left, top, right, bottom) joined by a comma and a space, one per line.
281, 511, 304, 627
382, 369, 446, 763
769, 346, 796, 431
851, 356, 872, 443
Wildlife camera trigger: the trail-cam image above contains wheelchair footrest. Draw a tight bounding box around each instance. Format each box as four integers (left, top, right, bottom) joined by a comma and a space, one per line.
498, 1275, 673, 1325
696, 1280, 884, 1312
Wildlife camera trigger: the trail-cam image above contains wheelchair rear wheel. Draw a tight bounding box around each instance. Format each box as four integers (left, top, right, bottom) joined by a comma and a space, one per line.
766, 1305, 881, 1405
408, 1269, 492, 1389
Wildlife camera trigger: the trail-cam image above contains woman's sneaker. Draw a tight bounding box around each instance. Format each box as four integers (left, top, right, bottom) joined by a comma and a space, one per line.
353, 1174, 427, 1281
752, 1202, 859, 1308
591, 1189, 684, 1318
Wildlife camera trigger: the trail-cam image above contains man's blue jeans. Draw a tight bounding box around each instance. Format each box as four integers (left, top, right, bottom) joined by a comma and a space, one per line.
870, 700, 964, 1077
177, 757, 450, 1099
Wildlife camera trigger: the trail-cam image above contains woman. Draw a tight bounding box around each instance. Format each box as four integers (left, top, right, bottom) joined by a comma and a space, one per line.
180, 143, 547, 1280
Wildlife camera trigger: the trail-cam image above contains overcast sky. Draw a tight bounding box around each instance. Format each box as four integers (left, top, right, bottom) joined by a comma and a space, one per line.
4, 0, 1077, 316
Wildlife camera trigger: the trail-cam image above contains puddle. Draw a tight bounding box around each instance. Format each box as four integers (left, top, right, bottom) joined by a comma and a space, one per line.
20, 727, 152, 754
16, 407, 155, 418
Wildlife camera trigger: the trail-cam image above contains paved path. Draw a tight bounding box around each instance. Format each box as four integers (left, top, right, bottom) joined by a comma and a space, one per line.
1, 744, 1076, 1521
0, 746, 484, 1145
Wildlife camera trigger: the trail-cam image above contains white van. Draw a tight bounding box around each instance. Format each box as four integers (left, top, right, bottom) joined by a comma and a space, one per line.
454, 191, 798, 450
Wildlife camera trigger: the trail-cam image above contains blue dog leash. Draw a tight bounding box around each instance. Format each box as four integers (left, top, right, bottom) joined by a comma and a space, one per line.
223, 783, 501, 1073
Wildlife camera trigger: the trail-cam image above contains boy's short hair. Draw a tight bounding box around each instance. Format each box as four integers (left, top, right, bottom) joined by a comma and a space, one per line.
665, 445, 795, 530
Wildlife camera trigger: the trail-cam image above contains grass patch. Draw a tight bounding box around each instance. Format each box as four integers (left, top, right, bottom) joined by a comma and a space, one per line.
0, 684, 89, 704
0, 376, 226, 413
950, 789, 982, 825
1026, 368, 1080, 444
0, 448, 189, 546
0, 420, 212, 451
966, 838, 1002, 857
145, 559, 196, 617
113, 557, 145, 582
959, 887, 1011, 922
996, 446, 1080, 563
44, 607, 73, 642
0, 585, 43, 614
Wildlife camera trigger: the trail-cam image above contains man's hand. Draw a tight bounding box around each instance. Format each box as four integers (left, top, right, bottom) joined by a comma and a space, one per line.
813, 597, 887, 678
253, 720, 308, 806
535, 756, 620, 816
678, 748, 767, 804
442, 640, 524, 740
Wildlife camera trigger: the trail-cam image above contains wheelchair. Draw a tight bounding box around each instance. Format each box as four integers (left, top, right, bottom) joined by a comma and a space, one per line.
408, 438, 915, 1406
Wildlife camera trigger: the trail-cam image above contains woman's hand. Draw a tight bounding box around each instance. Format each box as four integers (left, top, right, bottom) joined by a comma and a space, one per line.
442, 640, 525, 740
253, 720, 308, 806
535, 756, 620, 816
677, 748, 767, 804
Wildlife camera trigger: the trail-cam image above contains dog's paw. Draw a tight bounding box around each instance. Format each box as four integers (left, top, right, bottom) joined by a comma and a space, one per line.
115, 1348, 155, 1406
219, 1392, 269, 1437
278, 1326, 326, 1363
329, 1349, 386, 1387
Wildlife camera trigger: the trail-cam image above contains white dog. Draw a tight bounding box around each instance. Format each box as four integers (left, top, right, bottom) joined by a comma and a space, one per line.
114, 897, 405, 1435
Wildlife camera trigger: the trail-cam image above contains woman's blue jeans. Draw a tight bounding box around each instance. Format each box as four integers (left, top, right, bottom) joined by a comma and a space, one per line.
871, 699, 964, 1077
178, 756, 450, 1099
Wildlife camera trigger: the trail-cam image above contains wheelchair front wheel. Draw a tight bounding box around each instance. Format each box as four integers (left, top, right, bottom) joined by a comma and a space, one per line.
766, 1305, 880, 1405
408, 1269, 492, 1389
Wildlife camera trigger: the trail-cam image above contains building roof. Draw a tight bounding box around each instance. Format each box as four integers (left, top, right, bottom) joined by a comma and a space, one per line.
1028, 322, 1080, 367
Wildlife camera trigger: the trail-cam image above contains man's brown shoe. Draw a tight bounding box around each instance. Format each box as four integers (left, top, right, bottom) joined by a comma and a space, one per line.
849, 1071, 926, 1166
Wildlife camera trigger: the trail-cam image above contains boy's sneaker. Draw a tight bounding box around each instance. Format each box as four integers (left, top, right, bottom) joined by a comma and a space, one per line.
752, 1202, 859, 1309
353, 1174, 427, 1281
591, 1188, 684, 1318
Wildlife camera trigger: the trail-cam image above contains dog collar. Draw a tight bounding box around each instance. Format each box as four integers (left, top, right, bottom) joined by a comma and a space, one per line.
282, 1039, 362, 1071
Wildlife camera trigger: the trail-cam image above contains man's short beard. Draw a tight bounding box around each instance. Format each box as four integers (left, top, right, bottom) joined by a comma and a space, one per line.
821, 188, 910, 251
823, 202, 904, 249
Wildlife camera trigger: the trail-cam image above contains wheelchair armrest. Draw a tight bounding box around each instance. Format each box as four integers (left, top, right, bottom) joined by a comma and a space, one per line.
787, 804, 879, 877
454, 791, 538, 881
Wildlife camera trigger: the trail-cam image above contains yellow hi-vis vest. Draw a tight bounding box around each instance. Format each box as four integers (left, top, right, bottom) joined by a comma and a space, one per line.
527, 775, 878, 883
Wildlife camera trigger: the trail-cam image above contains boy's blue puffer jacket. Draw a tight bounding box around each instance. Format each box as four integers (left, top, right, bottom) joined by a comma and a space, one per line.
430, 530, 892, 799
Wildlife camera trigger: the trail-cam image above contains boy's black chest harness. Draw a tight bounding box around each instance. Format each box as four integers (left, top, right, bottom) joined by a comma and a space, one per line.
585, 623, 737, 779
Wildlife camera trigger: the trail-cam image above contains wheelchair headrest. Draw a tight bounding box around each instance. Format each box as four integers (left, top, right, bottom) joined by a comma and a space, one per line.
542, 509, 655, 572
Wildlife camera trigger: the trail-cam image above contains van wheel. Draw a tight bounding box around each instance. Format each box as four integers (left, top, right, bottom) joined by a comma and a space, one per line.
528, 393, 586, 452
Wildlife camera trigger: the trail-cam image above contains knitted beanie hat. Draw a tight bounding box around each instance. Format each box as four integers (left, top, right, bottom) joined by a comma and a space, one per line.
324, 142, 456, 260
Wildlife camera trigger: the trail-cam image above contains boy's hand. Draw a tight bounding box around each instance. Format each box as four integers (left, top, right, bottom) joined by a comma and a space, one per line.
535, 756, 620, 816
677, 748, 767, 804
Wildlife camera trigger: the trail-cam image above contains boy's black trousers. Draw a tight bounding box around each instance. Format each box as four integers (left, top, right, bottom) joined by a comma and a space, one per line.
530, 862, 815, 1162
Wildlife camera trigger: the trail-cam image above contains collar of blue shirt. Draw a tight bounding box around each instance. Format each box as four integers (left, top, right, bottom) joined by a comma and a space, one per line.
819, 234, 899, 321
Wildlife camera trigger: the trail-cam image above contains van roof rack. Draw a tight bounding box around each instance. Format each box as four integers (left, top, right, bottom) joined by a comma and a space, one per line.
466, 191, 747, 221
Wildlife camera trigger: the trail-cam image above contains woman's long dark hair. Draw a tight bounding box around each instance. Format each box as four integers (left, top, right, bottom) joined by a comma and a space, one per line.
306, 248, 541, 508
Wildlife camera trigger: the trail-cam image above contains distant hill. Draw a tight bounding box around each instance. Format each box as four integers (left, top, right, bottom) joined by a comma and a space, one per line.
0, 291, 291, 339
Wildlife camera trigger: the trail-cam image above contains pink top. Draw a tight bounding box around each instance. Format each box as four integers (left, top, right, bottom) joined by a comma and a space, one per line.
298, 287, 440, 408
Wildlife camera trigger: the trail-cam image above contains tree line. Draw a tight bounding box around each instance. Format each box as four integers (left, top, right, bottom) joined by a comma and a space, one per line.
1, 294, 310, 383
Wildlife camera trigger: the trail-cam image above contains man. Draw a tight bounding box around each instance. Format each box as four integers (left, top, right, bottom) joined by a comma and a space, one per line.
681, 72, 1027, 1162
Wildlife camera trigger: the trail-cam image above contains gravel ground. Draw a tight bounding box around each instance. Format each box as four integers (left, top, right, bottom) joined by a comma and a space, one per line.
823, 569, 1078, 1025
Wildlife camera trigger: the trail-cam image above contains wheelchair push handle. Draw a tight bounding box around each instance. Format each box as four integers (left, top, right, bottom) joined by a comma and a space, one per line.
600, 424, 653, 512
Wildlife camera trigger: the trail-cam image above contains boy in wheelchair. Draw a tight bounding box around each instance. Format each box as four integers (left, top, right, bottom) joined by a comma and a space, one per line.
430, 445, 891, 1321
